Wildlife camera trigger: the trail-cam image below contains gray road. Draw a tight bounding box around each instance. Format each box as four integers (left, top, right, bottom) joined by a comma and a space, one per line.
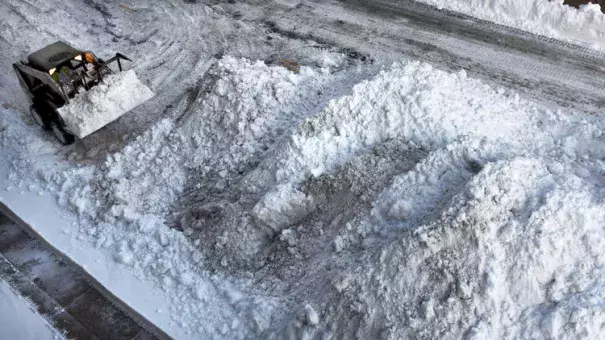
219, 0, 605, 114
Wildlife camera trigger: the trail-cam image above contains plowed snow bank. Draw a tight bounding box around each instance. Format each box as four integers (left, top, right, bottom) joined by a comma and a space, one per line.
5, 55, 605, 339
38, 57, 339, 339
417, 0, 605, 50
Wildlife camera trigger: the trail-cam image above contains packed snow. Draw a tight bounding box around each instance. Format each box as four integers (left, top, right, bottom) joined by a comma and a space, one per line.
4, 52, 605, 339
417, 0, 605, 49
2, 0, 605, 338
58, 69, 154, 138
0, 279, 64, 340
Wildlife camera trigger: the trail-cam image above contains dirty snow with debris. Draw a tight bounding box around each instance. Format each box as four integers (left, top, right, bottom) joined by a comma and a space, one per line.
58, 69, 154, 138
185, 59, 605, 339
4, 52, 605, 339
28, 56, 341, 339
418, 0, 605, 49
0, 279, 65, 340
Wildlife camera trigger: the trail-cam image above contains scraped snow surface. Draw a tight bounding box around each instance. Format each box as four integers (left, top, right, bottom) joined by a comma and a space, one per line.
58, 69, 154, 138
417, 0, 605, 49
3, 54, 605, 339
0, 279, 64, 340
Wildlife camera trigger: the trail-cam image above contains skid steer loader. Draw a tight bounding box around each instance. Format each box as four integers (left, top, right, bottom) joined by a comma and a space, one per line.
13, 41, 154, 144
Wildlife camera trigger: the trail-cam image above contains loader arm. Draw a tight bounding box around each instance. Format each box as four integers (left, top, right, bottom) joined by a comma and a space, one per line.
100, 53, 132, 72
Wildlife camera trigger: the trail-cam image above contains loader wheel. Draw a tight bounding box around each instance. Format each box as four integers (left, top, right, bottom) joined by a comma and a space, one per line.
50, 121, 75, 145
30, 105, 49, 130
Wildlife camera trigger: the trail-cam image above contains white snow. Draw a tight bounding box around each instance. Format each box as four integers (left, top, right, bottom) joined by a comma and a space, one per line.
181, 56, 335, 173
267, 60, 605, 339
416, 0, 605, 50
4, 53, 605, 339
303, 304, 319, 326
1, 0, 605, 338
0, 279, 64, 340
58, 69, 154, 138
3, 57, 339, 339
198, 58, 605, 338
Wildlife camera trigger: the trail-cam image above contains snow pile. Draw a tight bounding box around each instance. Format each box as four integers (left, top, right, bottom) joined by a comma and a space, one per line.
416, 0, 605, 50
257, 62, 532, 185
324, 155, 605, 339
0, 279, 65, 340
247, 61, 605, 338
39, 57, 341, 338
183, 60, 605, 338
53, 119, 185, 217
58, 69, 154, 138
179, 56, 333, 179
14, 55, 605, 339
42, 116, 280, 339
244, 62, 536, 240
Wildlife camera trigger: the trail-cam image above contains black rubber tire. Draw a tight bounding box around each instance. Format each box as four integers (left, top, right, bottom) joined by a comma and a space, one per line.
30, 105, 50, 130
50, 121, 75, 145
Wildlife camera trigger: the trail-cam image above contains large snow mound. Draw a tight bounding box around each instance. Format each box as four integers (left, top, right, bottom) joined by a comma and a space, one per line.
417, 0, 605, 50
6, 55, 605, 339
35, 57, 341, 339
179, 60, 605, 338
325, 155, 605, 339
58, 69, 154, 138
180, 56, 335, 173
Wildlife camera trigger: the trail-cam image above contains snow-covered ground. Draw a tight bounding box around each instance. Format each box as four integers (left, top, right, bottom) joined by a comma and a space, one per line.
4, 55, 605, 339
416, 0, 605, 49
2, 0, 605, 339
0, 279, 65, 340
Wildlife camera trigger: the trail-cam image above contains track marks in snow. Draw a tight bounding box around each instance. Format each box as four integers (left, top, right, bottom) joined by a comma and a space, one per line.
174, 59, 605, 338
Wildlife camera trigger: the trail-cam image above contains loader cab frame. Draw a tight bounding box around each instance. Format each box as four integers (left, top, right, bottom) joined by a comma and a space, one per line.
12, 41, 132, 145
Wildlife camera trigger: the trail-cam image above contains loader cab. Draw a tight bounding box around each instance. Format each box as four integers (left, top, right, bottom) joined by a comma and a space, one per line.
13, 41, 85, 106
26, 41, 94, 98
10, 41, 87, 145
13, 41, 137, 145
27, 41, 82, 74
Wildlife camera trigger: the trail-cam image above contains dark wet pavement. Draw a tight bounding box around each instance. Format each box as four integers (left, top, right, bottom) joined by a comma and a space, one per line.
0, 213, 157, 340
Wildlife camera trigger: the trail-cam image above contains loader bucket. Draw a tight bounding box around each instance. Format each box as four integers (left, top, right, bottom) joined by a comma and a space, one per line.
57, 69, 154, 138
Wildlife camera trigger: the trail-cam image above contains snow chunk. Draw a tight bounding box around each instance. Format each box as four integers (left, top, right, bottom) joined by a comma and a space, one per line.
58, 70, 154, 138
304, 304, 319, 326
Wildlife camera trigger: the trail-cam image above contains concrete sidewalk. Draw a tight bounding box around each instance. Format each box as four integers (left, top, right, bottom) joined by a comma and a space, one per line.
0, 214, 157, 340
